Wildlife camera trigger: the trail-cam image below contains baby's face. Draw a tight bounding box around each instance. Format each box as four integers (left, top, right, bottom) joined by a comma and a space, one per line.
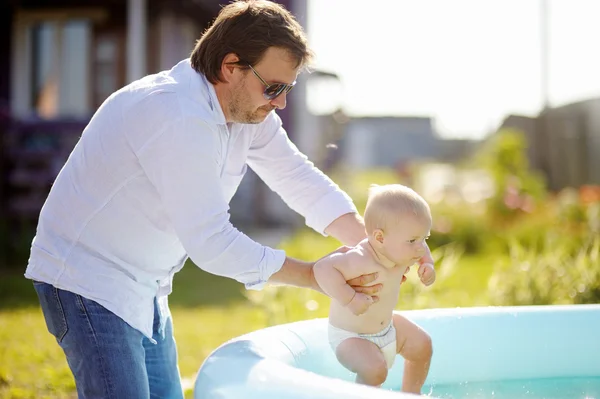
381, 215, 431, 267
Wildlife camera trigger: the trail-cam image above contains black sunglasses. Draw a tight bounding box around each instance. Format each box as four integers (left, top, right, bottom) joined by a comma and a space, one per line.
243, 63, 296, 100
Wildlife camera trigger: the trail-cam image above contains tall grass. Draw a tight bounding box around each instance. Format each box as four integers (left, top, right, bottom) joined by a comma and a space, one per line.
489, 234, 600, 305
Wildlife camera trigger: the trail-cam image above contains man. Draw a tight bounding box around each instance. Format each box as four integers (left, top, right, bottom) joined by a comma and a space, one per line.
25, 1, 434, 398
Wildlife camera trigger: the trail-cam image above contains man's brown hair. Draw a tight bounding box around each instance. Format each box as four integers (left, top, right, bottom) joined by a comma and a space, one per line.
190, 0, 314, 83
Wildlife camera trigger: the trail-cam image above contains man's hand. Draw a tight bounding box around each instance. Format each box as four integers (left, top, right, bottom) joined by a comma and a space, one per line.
346, 272, 382, 302
418, 263, 436, 286
346, 292, 374, 315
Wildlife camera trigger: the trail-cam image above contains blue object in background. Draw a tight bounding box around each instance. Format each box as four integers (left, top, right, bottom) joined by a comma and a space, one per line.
194, 305, 600, 398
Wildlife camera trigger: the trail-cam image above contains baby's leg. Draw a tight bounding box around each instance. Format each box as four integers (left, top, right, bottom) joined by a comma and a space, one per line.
392, 313, 433, 394
336, 337, 388, 387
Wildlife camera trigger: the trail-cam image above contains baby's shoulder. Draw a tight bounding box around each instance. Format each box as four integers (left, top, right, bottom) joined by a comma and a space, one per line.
345, 247, 379, 271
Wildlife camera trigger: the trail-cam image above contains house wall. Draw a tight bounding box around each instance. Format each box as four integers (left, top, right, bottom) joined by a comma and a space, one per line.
540, 99, 600, 190
343, 117, 440, 169
587, 101, 600, 185
0, 4, 11, 106
501, 98, 600, 191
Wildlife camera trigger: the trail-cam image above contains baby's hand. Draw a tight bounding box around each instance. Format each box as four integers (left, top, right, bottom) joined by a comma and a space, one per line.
346, 292, 374, 315
418, 263, 436, 286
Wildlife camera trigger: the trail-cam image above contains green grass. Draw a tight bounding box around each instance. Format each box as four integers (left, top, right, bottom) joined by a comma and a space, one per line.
0, 264, 265, 399
0, 307, 77, 399
425, 252, 501, 307
0, 250, 500, 399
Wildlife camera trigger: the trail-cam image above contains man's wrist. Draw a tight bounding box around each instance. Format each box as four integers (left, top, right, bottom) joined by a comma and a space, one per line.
268, 257, 317, 291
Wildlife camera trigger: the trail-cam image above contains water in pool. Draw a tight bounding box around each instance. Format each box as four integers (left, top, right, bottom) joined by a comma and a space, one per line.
421, 377, 600, 399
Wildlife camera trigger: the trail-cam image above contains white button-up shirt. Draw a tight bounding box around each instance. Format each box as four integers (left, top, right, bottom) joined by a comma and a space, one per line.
25, 59, 357, 339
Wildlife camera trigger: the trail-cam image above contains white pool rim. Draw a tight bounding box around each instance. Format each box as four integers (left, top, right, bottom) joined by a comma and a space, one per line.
194, 304, 600, 398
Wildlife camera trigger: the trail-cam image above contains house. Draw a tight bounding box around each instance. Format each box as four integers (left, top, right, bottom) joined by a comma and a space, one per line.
497, 97, 600, 191
538, 98, 600, 190
496, 114, 541, 171
2, 0, 222, 222
340, 116, 441, 169
1, 0, 320, 259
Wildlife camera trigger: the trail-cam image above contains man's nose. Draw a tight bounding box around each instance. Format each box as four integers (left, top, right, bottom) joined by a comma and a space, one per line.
270, 91, 287, 110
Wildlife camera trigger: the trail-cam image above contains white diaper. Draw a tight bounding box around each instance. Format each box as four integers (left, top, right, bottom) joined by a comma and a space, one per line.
328, 322, 397, 369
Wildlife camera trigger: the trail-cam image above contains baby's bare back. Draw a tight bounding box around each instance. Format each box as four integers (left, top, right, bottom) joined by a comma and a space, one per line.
329, 245, 408, 334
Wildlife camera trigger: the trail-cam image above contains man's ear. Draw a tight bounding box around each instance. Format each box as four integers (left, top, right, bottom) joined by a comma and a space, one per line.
220, 53, 241, 83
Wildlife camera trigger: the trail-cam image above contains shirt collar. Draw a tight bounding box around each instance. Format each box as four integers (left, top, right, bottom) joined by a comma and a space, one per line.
174, 58, 228, 126
196, 65, 227, 126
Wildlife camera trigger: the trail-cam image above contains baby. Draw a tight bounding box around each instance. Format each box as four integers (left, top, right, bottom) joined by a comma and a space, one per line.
314, 184, 435, 393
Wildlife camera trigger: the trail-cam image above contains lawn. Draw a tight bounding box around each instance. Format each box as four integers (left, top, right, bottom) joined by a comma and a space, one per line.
0, 247, 499, 399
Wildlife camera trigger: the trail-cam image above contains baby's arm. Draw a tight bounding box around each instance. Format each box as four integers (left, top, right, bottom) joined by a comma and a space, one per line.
313, 253, 374, 315
313, 254, 356, 305
417, 263, 436, 286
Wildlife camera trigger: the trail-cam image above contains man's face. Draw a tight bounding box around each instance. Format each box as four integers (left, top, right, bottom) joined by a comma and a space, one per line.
228, 47, 300, 124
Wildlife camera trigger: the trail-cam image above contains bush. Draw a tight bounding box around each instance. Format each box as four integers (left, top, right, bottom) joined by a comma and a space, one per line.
488, 233, 600, 305
428, 203, 499, 255
474, 128, 547, 222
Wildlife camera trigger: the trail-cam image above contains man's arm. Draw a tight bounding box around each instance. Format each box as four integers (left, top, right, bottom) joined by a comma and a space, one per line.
268, 211, 381, 298
323, 212, 367, 247
267, 257, 319, 292
267, 249, 382, 300
246, 114, 358, 237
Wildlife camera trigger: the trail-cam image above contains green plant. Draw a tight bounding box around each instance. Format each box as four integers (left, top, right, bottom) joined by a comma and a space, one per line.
428, 204, 499, 255
475, 128, 547, 220
396, 242, 465, 309
488, 233, 600, 305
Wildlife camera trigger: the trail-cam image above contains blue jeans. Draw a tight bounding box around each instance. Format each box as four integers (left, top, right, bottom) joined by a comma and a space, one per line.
33, 281, 184, 399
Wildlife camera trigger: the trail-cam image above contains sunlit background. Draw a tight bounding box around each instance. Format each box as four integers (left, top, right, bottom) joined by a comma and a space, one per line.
0, 1, 598, 397
308, 0, 600, 138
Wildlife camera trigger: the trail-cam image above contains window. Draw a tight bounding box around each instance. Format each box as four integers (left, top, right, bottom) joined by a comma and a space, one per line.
30, 22, 58, 118
12, 15, 93, 119
93, 32, 122, 108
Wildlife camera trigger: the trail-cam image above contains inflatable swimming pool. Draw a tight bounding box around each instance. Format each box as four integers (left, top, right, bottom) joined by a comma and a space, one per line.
194, 304, 600, 398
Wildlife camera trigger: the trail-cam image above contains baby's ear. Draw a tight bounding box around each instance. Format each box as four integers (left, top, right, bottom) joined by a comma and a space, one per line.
373, 229, 384, 244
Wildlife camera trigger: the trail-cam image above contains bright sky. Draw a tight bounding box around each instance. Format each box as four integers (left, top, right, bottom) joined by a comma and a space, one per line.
306, 0, 600, 139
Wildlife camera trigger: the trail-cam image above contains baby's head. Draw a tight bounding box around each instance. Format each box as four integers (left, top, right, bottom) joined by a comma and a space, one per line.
364, 184, 432, 267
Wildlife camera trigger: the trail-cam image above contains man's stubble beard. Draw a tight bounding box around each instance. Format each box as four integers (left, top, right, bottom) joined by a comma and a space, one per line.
228, 81, 273, 124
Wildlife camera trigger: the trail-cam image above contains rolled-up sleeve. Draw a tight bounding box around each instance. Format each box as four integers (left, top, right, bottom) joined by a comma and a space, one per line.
134, 99, 285, 289
247, 113, 358, 235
